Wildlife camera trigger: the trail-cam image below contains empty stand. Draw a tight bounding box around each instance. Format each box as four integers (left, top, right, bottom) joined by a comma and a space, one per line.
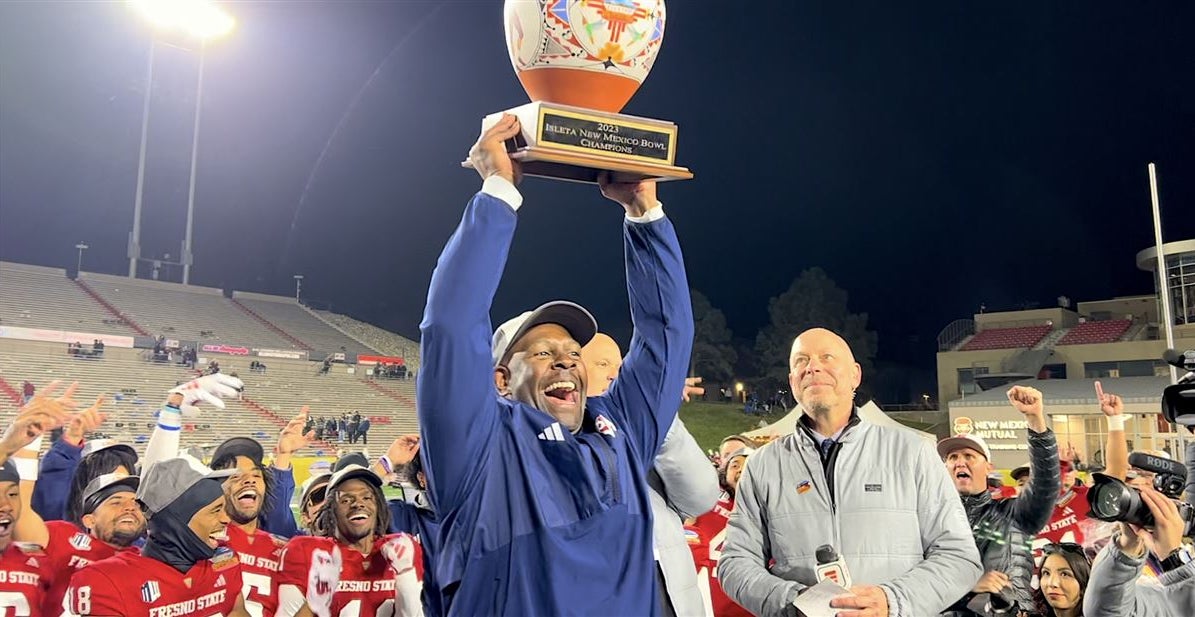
80, 273, 295, 349
960, 325, 1053, 351
313, 310, 420, 371
1057, 319, 1132, 346
0, 263, 141, 337
233, 294, 377, 357
0, 339, 417, 458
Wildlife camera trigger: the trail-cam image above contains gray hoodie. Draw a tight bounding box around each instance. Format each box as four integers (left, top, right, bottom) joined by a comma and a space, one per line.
719, 412, 982, 617
1084, 540, 1195, 617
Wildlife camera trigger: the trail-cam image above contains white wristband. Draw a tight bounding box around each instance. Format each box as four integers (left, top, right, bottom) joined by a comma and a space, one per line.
1107, 415, 1126, 431
22, 435, 44, 453
157, 404, 182, 430
13, 457, 38, 481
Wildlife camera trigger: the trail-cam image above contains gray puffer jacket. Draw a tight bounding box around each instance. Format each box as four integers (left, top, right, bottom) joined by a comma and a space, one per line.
944, 429, 1059, 617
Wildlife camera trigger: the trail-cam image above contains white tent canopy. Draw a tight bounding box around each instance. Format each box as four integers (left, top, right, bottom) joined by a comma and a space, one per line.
745, 400, 937, 444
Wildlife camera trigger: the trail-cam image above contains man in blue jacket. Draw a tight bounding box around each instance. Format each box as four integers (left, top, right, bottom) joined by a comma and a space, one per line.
417, 114, 694, 616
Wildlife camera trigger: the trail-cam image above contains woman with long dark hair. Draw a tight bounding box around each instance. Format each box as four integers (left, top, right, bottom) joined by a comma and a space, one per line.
1034, 542, 1091, 617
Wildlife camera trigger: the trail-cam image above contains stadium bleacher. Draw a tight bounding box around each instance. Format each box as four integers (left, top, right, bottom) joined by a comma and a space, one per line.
232, 293, 378, 357
960, 324, 1053, 351
0, 262, 141, 337
0, 262, 422, 460
313, 309, 420, 371
1056, 319, 1132, 346
79, 272, 298, 350
0, 338, 417, 455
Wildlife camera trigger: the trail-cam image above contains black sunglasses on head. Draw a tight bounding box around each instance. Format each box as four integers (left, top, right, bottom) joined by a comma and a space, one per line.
1042, 542, 1083, 555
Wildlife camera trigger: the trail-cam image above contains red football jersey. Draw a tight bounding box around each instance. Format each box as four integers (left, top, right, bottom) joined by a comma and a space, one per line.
1034, 486, 1093, 553
684, 494, 751, 617
223, 524, 286, 617
0, 542, 51, 617
279, 534, 419, 617
40, 521, 138, 617
67, 548, 243, 617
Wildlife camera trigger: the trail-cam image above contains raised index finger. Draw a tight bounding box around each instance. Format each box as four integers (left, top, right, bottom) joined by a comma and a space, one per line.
1094, 380, 1105, 401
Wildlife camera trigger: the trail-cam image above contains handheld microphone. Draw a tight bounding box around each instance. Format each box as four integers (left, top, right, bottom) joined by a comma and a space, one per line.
814, 544, 852, 589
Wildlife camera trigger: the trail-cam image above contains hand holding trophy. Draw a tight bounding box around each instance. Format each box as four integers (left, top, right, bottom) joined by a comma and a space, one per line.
465, 0, 691, 184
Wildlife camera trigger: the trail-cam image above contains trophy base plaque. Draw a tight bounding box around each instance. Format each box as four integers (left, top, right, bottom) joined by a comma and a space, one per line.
463, 101, 692, 184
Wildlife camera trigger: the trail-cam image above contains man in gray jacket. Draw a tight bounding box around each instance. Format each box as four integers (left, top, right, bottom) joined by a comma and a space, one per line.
720, 328, 982, 617
584, 333, 720, 617
1084, 485, 1194, 617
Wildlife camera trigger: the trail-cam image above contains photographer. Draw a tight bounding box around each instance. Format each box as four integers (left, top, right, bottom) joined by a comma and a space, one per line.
1083, 487, 1194, 617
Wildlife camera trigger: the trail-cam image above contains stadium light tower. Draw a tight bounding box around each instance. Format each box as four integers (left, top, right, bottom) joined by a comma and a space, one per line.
294, 275, 304, 302
125, 1, 235, 284
75, 242, 89, 273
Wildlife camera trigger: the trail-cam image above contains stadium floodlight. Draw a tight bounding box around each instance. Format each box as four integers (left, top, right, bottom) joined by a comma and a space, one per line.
127, 0, 235, 40
125, 0, 235, 283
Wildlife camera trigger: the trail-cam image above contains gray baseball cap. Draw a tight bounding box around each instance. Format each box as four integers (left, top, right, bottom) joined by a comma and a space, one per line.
136, 456, 235, 515
491, 301, 598, 367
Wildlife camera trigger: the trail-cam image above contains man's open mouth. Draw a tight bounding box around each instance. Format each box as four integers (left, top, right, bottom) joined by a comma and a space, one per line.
236, 488, 259, 509
543, 381, 579, 405
0, 516, 12, 535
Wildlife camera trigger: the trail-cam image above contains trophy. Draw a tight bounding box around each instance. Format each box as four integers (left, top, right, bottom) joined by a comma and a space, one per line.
466, 0, 691, 183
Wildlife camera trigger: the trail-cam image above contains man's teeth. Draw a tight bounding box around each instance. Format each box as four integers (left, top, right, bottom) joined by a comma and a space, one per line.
543, 381, 577, 393
237, 490, 258, 500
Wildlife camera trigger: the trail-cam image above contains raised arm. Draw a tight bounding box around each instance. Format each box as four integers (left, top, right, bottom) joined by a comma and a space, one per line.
143, 374, 242, 472
31, 436, 82, 522
1006, 386, 1059, 534
599, 178, 694, 460
417, 116, 523, 512
1094, 381, 1130, 481
651, 417, 719, 519
262, 408, 313, 538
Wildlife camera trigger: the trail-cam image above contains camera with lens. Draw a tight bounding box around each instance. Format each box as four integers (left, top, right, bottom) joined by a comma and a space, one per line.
1087, 452, 1194, 535
1161, 348, 1195, 427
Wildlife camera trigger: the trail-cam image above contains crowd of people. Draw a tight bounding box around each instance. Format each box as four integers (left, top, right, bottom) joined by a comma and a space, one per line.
0, 119, 1191, 617
304, 412, 371, 445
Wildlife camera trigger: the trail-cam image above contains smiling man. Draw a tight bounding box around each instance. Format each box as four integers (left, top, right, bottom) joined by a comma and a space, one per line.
936, 385, 1059, 617
277, 464, 422, 617
416, 115, 693, 616
209, 437, 288, 617
720, 328, 981, 617
67, 456, 250, 617
18, 472, 146, 617
0, 460, 53, 616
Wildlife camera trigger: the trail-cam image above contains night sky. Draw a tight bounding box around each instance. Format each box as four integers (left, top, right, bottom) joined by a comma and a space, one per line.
2, 2, 1193, 394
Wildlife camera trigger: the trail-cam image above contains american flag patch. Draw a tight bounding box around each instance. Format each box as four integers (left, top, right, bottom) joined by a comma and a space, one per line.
69, 533, 92, 551
141, 581, 161, 603
796, 480, 812, 495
